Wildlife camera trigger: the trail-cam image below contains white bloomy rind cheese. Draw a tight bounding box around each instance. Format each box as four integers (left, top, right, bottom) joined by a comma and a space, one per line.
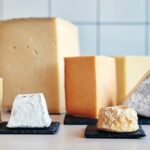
124, 71, 150, 117
0, 18, 80, 113
97, 106, 139, 132
7, 93, 51, 128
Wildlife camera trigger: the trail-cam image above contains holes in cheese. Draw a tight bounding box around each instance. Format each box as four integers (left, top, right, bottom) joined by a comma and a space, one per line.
0, 18, 80, 113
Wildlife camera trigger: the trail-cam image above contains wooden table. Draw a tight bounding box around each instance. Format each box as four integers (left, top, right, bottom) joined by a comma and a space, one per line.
0, 112, 150, 150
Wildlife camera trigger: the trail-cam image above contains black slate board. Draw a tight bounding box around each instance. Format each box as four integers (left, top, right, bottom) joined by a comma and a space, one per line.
138, 115, 150, 125
64, 114, 97, 125
84, 125, 146, 139
0, 122, 60, 134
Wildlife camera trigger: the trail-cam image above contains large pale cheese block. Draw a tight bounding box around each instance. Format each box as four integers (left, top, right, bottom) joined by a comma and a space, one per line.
124, 70, 150, 117
116, 56, 150, 104
7, 93, 52, 128
0, 18, 80, 113
65, 56, 117, 118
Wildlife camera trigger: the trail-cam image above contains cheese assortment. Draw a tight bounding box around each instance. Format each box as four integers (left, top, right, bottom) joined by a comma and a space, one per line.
0, 18, 80, 113
97, 106, 139, 132
0, 17, 149, 137
7, 93, 51, 128
124, 70, 150, 117
65, 56, 117, 118
116, 56, 150, 105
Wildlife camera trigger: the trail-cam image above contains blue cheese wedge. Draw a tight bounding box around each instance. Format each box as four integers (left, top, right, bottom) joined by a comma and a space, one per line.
124, 70, 150, 117
7, 93, 52, 128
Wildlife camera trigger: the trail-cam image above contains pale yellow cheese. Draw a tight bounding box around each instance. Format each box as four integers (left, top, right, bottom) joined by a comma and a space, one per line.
65, 56, 117, 118
116, 56, 150, 104
0, 78, 3, 111
0, 18, 80, 113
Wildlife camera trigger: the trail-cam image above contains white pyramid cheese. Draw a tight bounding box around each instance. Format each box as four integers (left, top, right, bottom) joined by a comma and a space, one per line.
0, 18, 80, 113
97, 106, 139, 132
7, 93, 52, 128
116, 56, 150, 104
124, 70, 150, 117
65, 56, 117, 118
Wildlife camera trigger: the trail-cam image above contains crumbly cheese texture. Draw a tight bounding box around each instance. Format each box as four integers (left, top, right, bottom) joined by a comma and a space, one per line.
116, 56, 150, 104
124, 72, 150, 117
7, 93, 51, 128
0, 18, 80, 113
65, 56, 117, 118
97, 106, 139, 132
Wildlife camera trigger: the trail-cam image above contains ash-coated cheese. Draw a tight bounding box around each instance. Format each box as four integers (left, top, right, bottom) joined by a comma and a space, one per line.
97, 106, 139, 132
7, 93, 51, 128
0, 18, 80, 113
124, 70, 150, 117
65, 56, 117, 119
115, 56, 150, 105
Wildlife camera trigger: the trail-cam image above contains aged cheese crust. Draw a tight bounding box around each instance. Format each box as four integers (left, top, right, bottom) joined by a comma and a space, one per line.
97, 106, 139, 132
124, 71, 150, 117
7, 93, 51, 128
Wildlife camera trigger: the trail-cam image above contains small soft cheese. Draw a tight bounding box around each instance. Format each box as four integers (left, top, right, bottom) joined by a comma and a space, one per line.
97, 106, 139, 132
124, 71, 150, 117
7, 93, 51, 128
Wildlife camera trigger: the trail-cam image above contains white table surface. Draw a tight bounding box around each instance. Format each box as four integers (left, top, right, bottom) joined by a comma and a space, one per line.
0, 112, 150, 150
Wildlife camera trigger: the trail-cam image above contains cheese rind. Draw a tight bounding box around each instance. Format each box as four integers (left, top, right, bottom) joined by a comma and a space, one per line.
116, 56, 150, 104
0, 18, 80, 113
65, 56, 117, 118
97, 106, 139, 132
7, 93, 51, 128
124, 70, 150, 117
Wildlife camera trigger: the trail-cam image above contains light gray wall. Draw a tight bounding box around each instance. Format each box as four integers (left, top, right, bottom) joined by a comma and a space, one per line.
0, 0, 149, 56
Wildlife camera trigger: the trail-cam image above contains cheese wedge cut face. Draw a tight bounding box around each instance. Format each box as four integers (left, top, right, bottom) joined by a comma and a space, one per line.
7, 93, 51, 128
124, 71, 150, 117
65, 56, 117, 118
116, 56, 150, 104
0, 18, 80, 113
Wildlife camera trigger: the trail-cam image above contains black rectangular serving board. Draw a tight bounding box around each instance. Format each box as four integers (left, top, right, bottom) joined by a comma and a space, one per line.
64, 114, 97, 125
0, 122, 60, 134
84, 125, 146, 139
138, 115, 150, 125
